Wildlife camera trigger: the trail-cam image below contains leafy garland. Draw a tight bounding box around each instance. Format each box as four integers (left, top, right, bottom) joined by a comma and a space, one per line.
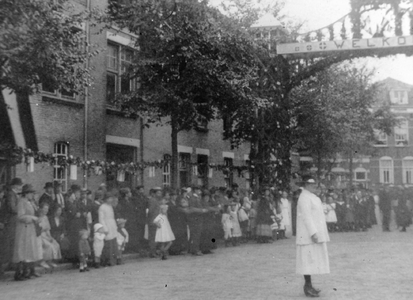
0, 144, 286, 178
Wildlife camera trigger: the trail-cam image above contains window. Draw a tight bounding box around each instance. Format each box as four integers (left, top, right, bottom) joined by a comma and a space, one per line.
354, 167, 367, 181
402, 157, 413, 184
379, 157, 394, 184
224, 157, 234, 188
53, 142, 69, 192
42, 82, 75, 100
106, 143, 136, 189
390, 90, 408, 104
106, 43, 135, 104
395, 118, 409, 146
179, 153, 191, 188
163, 155, 171, 187
195, 115, 208, 131
197, 154, 208, 188
374, 129, 387, 146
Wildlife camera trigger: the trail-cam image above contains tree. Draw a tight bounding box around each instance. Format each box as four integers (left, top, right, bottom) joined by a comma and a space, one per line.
0, 0, 97, 94
108, 0, 261, 188
291, 64, 396, 187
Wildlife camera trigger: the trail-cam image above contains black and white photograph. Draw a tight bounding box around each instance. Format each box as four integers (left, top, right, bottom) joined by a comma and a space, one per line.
1, 0, 413, 299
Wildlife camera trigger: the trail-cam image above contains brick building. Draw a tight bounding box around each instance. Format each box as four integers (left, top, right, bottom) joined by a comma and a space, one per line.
1, 0, 251, 193
299, 77, 413, 189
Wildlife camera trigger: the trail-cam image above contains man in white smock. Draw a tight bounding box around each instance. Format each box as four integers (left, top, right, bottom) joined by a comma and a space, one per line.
296, 176, 330, 298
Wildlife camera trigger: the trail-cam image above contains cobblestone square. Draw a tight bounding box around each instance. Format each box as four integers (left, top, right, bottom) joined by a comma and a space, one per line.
1, 225, 412, 300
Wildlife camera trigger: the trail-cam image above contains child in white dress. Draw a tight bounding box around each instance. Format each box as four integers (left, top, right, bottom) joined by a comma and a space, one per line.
154, 204, 175, 260
230, 202, 242, 246
93, 223, 106, 268
116, 219, 129, 264
221, 205, 233, 247
325, 196, 338, 232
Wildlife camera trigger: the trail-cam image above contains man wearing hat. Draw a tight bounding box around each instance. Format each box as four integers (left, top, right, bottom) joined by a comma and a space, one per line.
53, 181, 65, 211
4, 178, 23, 268
39, 182, 54, 214
296, 176, 330, 297
187, 186, 208, 256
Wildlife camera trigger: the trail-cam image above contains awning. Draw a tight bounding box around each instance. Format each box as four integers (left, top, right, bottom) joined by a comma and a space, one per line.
1, 89, 38, 151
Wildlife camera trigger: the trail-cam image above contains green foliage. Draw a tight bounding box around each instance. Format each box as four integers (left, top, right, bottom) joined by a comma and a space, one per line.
0, 0, 98, 94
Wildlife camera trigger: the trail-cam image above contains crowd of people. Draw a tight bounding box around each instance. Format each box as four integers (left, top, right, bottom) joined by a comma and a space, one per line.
0, 177, 411, 282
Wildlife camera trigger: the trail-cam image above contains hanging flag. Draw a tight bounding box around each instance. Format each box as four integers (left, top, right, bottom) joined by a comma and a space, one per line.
26, 157, 34, 173
70, 165, 78, 180
117, 170, 125, 182
208, 168, 213, 178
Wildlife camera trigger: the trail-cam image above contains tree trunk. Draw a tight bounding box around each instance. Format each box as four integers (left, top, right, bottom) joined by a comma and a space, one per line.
171, 114, 179, 189
348, 147, 354, 190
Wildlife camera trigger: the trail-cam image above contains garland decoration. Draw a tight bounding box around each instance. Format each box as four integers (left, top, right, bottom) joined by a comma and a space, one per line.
0, 144, 280, 178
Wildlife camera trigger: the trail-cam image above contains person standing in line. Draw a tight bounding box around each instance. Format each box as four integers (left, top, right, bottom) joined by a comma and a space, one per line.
4, 178, 23, 272
38, 182, 54, 215
379, 185, 391, 232
98, 192, 119, 266
296, 177, 330, 298
187, 186, 208, 256
13, 184, 42, 281
280, 191, 292, 238
147, 187, 162, 258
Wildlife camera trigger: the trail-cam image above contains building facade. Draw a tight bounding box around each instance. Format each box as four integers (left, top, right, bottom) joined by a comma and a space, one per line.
1, 0, 251, 193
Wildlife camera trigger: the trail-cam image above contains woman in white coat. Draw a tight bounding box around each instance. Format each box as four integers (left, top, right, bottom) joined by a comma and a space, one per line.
296, 177, 330, 297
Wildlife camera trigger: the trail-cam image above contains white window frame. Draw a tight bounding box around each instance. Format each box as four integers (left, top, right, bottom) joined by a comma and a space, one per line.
374, 129, 388, 146
379, 157, 394, 184
163, 163, 171, 187
395, 118, 409, 146
402, 157, 413, 184
391, 90, 408, 104
106, 42, 136, 104
354, 167, 367, 182
53, 142, 68, 192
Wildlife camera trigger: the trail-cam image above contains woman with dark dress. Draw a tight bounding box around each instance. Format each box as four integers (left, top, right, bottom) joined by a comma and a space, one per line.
168, 190, 189, 255
49, 205, 70, 259
395, 197, 412, 232
256, 187, 275, 243
334, 192, 347, 232
117, 188, 139, 253
200, 190, 221, 254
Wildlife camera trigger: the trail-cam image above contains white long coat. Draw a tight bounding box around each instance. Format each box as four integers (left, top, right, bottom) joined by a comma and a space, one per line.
296, 189, 330, 245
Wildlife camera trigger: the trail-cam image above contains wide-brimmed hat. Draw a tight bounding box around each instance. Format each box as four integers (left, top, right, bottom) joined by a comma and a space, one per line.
153, 186, 162, 192
298, 175, 317, 185
10, 178, 23, 186
20, 184, 36, 195
44, 182, 54, 189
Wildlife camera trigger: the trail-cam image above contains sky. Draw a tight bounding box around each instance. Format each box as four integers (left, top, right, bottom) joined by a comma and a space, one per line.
210, 0, 413, 85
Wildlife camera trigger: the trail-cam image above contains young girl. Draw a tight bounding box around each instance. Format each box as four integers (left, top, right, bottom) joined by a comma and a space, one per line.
93, 223, 106, 268
326, 196, 338, 232
153, 204, 175, 260
248, 201, 257, 241
230, 202, 242, 246
116, 219, 129, 264
221, 205, 233, 247
78, 229, 91, 272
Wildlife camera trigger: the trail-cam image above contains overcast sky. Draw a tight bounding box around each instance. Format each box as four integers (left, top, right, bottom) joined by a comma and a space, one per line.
210, 0, 413, 85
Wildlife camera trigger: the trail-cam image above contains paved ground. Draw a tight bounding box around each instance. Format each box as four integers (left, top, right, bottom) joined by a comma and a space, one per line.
1, 224, 412, 300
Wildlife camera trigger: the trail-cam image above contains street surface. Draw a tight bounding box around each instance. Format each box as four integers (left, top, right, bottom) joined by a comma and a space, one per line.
1, 225, 412, 300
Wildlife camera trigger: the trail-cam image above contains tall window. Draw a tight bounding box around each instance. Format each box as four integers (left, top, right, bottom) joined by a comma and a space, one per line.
379, 157, 394, 184
163, 155, 171, 187
402, 157, 413, 184
224, 157, 234, 188
374, 129, 387, 146
54, 142, 68, 192
106, 43, 135, 104
179, 153, 191, 188
395, 118, 409, 146
197, 154, 208, 188
106, 143, 136, 189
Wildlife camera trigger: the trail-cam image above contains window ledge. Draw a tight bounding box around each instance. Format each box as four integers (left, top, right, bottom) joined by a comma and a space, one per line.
42, 96, 84, 108
106, 106, 138, 119
373, 144, 388, 147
